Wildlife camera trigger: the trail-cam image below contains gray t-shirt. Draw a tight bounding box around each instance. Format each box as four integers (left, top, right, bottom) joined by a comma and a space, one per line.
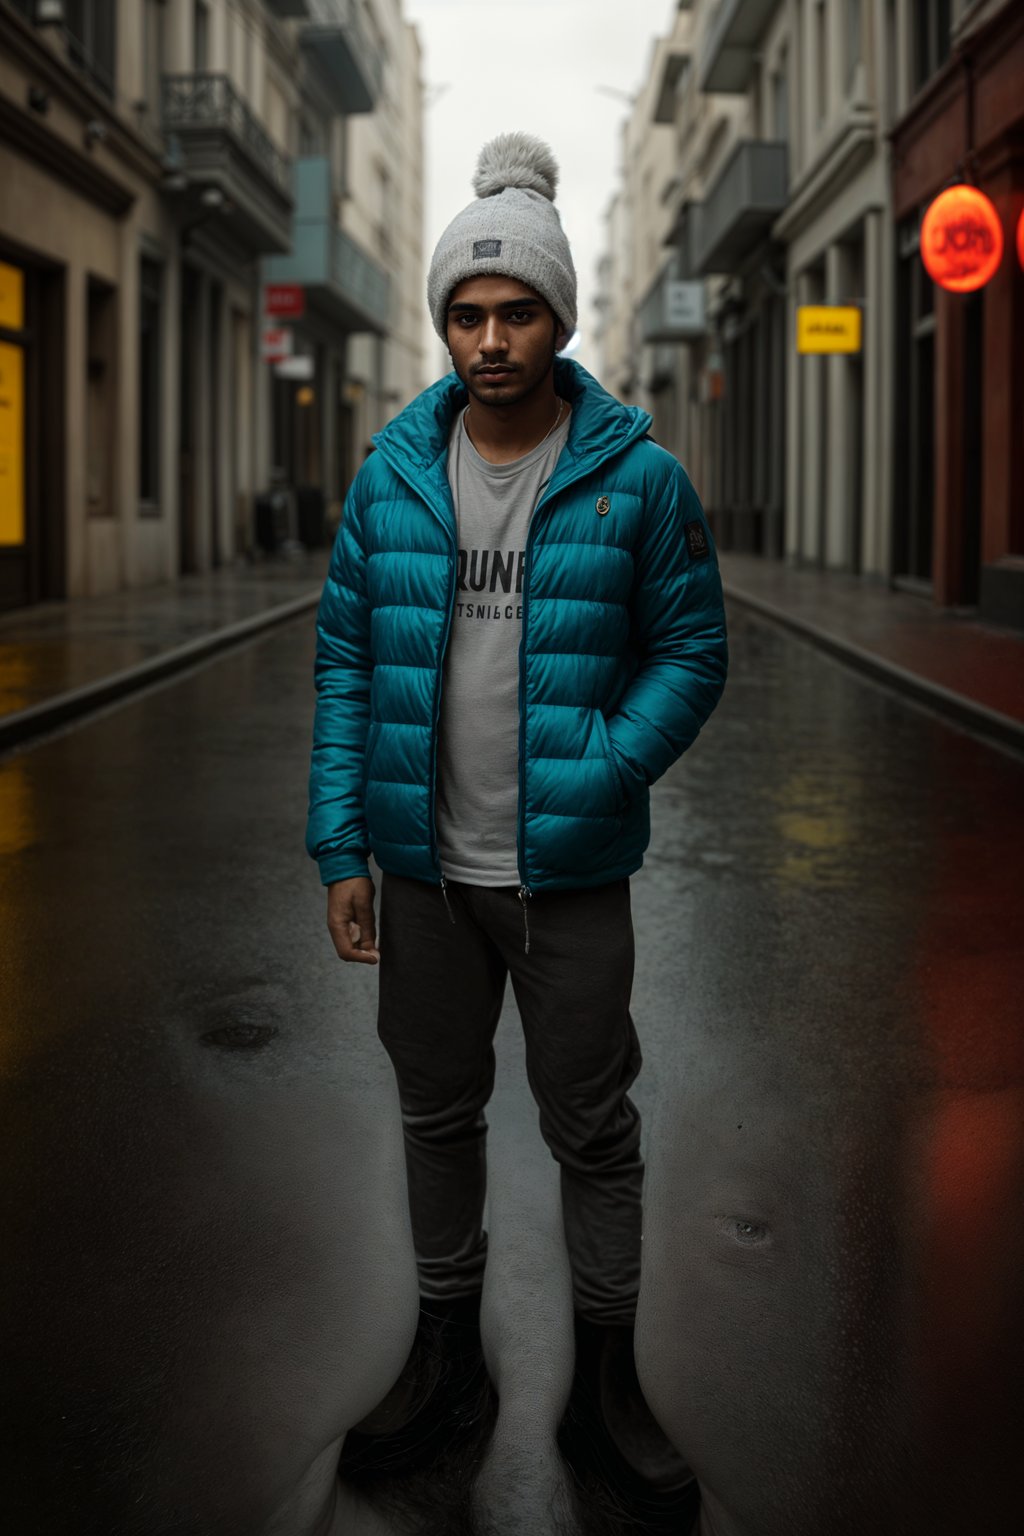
436, 404, 572, 885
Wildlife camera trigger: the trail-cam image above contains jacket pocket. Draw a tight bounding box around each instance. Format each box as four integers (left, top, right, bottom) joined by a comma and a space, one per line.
593, 709, 628, 817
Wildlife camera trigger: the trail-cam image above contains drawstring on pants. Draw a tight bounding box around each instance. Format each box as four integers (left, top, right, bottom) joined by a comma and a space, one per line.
518, 886, 532, 954
440, 877, 456, 925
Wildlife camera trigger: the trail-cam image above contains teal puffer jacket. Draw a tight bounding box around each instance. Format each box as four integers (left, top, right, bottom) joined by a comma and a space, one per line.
307, 358, 727, 892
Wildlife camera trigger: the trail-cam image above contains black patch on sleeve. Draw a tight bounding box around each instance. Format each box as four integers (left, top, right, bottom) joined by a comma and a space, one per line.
684, 521, 710, 561
473, 239, 502, 259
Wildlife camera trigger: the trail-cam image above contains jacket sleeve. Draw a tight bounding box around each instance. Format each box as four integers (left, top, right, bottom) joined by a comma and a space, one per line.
606, 460, 728, 799
306, 474, 374, 885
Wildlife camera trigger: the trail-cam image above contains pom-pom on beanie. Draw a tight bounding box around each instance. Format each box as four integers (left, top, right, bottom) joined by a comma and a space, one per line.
427, 132, 577, 345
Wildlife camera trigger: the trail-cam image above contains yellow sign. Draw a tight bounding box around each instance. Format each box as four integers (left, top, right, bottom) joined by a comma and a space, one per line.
0, 262, 25, 331
796, 306, 862, 354
0, 340, 26, 546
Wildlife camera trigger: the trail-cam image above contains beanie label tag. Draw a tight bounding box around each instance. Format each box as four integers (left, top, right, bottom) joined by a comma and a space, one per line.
473, 239, 503, 259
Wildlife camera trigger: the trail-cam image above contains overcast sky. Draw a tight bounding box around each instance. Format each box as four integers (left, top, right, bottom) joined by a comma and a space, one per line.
402, 0, 677, 377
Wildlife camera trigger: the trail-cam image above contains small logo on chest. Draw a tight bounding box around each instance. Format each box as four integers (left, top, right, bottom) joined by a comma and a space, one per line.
596, 495, 611, 516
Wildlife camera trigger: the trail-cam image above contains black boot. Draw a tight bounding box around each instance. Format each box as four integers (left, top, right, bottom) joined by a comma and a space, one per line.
597, 1323, 695, 1492
339, 1292, 495, 1477
558, 1314, 699, 1531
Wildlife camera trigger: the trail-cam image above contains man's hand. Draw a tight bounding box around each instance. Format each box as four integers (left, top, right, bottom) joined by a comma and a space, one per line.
327, 878, 380, 964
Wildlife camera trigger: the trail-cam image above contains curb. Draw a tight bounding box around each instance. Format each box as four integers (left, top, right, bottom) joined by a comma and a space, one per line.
724, 583, 1024, 760
0, 590, 320, 754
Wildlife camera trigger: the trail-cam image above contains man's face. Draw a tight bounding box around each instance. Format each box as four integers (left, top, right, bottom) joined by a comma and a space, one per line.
446, 275, 564, 409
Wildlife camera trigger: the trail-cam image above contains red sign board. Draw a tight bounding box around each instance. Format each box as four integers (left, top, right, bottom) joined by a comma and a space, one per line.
264, 284, 305, 320
261, 325, 293, 363
921, 185, 1003, 293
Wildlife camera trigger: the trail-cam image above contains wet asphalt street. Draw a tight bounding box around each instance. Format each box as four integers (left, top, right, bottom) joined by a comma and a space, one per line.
1, 605, 1021, 1536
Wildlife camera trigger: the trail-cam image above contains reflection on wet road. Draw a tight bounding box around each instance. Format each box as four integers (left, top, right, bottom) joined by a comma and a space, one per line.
1, 608, 1021, 1534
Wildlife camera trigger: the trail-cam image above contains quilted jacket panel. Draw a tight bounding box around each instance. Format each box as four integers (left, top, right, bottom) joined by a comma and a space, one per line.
307, 358, 728, 891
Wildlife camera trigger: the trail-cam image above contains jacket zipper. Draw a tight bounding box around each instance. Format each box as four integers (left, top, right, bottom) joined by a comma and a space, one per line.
379, 412, 648, 922
515, 454, 614, 906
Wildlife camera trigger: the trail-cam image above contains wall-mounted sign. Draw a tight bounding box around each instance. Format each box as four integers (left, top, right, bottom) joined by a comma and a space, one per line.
664, 280, 705, 335
261, 325, 293, 363
920, 185, 1003, 293
274, 354, 315, 381
796, 306, 863, 354
264, 283, 305, 320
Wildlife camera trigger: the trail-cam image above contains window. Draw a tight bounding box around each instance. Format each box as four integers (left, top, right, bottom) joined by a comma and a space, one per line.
299, 114, 325, 157
194, 1, 209, 73
143, 0, 166, 121
815, 0, 828, 127
64, 0, 116, 97
912, 0, 952, 95
86, 278, 116, 518
846, 0, 862, 92
138, 259, 162, 507
772, 49, 789, 142
893, 217, 935, 585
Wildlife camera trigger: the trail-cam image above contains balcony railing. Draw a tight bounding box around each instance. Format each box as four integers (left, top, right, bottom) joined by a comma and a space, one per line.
696, 139, 788, 274
302, 0, 383, 112
263, 157, 391, 333
699, 0, 783, 94
333, 227, 391, 331
161, 74, 291, 196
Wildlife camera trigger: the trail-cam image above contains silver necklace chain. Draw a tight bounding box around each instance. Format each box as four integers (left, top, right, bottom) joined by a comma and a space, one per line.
466, 395, 567, 451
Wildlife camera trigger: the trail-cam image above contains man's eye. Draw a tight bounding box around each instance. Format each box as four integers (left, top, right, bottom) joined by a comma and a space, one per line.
508, 310, 533, 322
456, 314, 479, 326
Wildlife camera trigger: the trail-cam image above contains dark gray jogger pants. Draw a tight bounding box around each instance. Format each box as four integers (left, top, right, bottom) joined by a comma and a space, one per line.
377, 872, 643, 1326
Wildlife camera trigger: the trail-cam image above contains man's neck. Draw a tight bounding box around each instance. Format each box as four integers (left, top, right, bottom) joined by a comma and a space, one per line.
463, 379, 565, 466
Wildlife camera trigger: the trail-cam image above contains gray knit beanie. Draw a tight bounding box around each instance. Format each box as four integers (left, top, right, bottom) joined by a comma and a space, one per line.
427, 132, 577, 344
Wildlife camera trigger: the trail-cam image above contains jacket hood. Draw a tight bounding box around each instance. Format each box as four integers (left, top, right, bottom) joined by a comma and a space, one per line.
372, 358, 652, 482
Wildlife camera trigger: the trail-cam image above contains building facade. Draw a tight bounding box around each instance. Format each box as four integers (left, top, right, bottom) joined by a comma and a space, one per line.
595, 0, 1023, 624
0, 0, 425, 609
890, 0, 1024, 624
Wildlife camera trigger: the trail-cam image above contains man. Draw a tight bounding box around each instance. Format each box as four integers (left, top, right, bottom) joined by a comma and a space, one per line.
307, 133, 727, 1484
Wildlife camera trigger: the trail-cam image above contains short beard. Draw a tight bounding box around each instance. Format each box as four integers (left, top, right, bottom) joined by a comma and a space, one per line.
453, 329, 559, 411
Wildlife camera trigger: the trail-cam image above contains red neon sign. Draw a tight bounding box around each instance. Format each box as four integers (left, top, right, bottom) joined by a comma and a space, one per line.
921, 185, 1003, 293
1017, 207, 1024, 272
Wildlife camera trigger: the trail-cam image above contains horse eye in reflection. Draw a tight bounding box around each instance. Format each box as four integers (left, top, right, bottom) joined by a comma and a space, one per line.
716, 1215, 771, 1246
200, 1025, 279, 1051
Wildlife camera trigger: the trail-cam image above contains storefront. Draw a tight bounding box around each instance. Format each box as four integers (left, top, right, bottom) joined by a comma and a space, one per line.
0, 251, 67, 610
891, 2, 1024, 623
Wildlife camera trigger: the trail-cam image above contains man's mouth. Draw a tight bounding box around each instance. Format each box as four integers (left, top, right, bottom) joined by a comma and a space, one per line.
474, 366, 516, 378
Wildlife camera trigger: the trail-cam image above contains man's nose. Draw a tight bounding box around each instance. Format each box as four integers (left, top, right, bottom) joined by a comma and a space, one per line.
479, 316, 509, 354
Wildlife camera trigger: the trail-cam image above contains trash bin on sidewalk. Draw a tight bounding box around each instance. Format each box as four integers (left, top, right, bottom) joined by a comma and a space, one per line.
296, 485, 326, 550
254, 487, 290, 554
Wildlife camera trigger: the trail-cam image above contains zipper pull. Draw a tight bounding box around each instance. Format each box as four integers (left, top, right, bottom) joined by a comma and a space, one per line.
440, 876, 456, 926
518, 886, 532, 955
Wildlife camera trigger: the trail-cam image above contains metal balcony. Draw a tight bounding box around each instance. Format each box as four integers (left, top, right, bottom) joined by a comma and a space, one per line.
699, 0, 782, 94
638, 263, 707, 344
301, 0, 383, 114
695, 139, 788, 274
161, 74, 293, 254
263, 156, 390, 334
